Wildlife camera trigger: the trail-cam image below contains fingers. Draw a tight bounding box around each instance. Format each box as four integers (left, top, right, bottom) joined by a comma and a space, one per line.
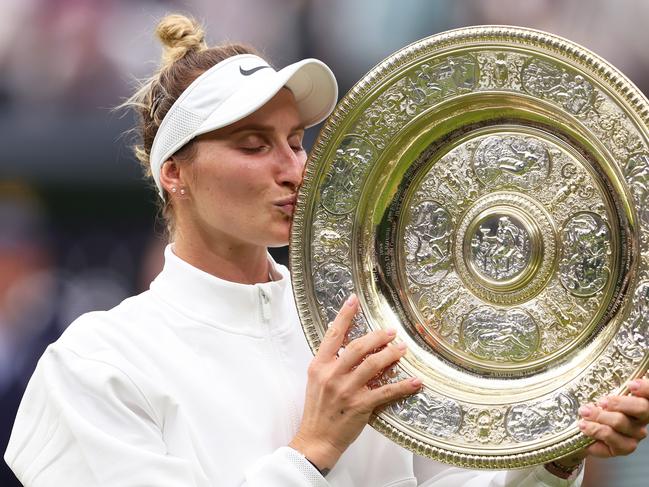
579, 419, 640, 456
335, 328, 398, 373
347, 342, 407, 387
628, 378, 649, 400
598, 393, 649, 423
366, 377, 422, 409
316, 294, 359, 360
579, 404, 646, 440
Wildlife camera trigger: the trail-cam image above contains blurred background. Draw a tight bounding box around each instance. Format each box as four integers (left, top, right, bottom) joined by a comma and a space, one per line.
1, 0, 648, 485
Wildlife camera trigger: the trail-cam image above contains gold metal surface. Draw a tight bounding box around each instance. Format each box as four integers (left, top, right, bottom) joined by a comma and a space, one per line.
290, 26, 649, 468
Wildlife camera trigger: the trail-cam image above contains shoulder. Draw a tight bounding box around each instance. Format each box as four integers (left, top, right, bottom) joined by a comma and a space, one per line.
48, 290, 163, 375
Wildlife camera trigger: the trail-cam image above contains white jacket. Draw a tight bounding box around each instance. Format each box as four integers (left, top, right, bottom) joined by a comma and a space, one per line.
5, 246, 582, 486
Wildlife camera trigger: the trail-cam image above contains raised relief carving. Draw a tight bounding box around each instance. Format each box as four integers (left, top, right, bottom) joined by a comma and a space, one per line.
470, 215, 531, 281
472, 135, 551, 189
461, 307, 539, 362
311, 211, 353, 263
354, 55, 479, 150
321, 136, 376, 215
391, 392, 462, 439
559, 213, 611, 296
522, 58, 594, 114
616, 281, 649, 360
505, 393, 578, 442
625, 153, 649, 226
313, 262, 354, 323
405, 201, 453, 284
461, 408, 506, 444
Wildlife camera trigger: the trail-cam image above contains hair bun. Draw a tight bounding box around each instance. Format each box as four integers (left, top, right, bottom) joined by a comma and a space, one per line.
156, 14, 207, 67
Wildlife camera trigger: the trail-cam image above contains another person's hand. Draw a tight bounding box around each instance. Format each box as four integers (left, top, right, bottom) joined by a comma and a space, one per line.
289, 293, 421, 473
550, 378, 649, 476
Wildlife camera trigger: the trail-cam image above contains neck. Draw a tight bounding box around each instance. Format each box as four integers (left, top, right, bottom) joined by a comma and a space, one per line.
173, 230, 271, 285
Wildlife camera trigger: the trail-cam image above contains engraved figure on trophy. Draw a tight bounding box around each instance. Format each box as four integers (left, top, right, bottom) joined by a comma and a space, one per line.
559, 213, 611, 296
505, 393, 579, 442
549, 162, 596, 210
472, 135, 551, 189
460, 307, 539, 362
321, 136, 376, 214
390, 392, 462, 439
405, 201, 453, 284
522, 58, 594, 114
470, 216, 531, 281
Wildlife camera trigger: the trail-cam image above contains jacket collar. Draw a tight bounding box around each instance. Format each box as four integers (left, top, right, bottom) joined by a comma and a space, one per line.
149, 245, 293, 337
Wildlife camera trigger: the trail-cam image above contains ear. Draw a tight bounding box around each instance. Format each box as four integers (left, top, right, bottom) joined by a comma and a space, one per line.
159, 157, 184, 196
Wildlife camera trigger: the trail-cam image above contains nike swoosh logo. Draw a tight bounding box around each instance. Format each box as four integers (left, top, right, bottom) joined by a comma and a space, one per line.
239, 65, 271, 76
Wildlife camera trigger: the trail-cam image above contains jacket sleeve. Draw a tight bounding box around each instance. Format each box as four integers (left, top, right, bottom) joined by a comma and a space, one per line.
414, 454, 583, 487
4, 346, 329, 487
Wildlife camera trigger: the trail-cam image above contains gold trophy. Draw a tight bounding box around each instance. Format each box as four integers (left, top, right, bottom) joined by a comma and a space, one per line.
290, 26, 649, 468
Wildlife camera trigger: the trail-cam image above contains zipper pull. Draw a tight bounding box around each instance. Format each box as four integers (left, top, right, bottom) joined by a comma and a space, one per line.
259, 287, 271, 323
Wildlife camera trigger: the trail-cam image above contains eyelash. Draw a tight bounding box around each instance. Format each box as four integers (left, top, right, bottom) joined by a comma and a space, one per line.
239, 144, 304, 154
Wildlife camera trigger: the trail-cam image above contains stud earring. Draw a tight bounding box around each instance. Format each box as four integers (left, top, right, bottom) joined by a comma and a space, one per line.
180, 188, 186, 196
171, 187, 177, 193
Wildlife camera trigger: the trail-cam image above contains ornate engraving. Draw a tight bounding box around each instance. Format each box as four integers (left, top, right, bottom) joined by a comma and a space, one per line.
625, 152, 649, 226
522, 58, 594, 114
321, 136, 376, 215
460, 408, 506, 444
559, 213, 611, 296
313, 262, 354, 323
453, 191, 556, 306
575, 350, 635, 404
472, 135, 551, 189
391, 392, 462, 439
477, 51, 526, 91
461, 307, 539, 362
470, 215, 531, 281
505, 393, 578, 442
405, 201, 453, 284
311, 211, 353, 264
354, 55, 479, 150
615, 281, 649, 360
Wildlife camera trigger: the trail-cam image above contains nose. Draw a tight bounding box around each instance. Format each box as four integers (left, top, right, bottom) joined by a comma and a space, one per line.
277, 143, 306, 190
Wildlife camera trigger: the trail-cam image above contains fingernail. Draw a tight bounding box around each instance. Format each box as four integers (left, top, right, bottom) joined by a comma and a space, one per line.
598, 398, 609, 410
578, 420, 588, 430
346, 294, 357, 307
397, 342, 407, 351
386, 328, 396, 337
410, 377, 422, 387
578, 405, 592, 418
629, 379, 641, 392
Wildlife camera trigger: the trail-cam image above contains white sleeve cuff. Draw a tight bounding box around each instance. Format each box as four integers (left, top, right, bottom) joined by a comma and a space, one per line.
244, 447, 329, 487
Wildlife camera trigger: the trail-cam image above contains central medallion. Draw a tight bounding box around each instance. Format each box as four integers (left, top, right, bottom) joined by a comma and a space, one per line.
455, 192, 555, 305
469, 213, 532, 283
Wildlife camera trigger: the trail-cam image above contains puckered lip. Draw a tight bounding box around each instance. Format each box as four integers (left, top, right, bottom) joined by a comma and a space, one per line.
273, 194, 297, 207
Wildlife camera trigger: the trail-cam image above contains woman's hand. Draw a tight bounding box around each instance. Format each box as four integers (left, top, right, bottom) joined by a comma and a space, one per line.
578, 378, 649, 457
551, 378, 649, 475
289, 294, 422, 472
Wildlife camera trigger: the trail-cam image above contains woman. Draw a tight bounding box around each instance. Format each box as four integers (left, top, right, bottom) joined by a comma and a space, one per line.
5, 14, 649, 487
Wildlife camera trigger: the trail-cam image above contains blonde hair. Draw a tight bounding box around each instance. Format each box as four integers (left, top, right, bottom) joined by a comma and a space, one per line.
120, 13, 261, 235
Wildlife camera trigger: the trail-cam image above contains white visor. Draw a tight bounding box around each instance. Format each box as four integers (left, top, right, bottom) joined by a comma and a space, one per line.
149, 54, 338, 198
